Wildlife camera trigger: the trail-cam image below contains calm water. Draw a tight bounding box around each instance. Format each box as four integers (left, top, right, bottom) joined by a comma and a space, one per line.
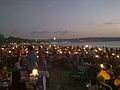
57, 41, 120, 48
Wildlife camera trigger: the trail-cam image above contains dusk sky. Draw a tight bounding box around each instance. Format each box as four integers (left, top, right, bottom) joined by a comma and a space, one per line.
0, 0, 120, 39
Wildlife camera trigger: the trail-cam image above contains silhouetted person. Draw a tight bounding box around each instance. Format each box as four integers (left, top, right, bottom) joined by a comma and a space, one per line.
26, 45, 37, 74
9, 70, 26, 90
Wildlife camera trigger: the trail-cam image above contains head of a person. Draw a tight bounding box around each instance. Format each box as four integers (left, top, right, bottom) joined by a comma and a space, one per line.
104, 64, 112, 74
38, 47, 42, 51
0, 63, 7, 72
91, 79, 97, 85
3, 64, 7, 71
114, 67, 120, 78
0, 63, 3, 73
27, 45, 33, 52
12, 70, 21, 83
38, 47, 44, 53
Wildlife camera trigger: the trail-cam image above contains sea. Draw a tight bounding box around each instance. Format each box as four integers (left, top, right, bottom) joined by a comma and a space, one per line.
56, 41, 120, 48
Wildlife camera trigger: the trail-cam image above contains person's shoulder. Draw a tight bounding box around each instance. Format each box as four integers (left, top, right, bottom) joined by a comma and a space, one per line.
19, 80, 26, 84
19, 81, 27, 90
30, 52, 36, 56
97, 75, 104, 81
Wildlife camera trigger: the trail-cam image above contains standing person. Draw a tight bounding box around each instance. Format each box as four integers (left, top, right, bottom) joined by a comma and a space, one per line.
37, 47, 45, 65
38, 47, 49, 90
14, 57, 21, 71
38, 47, 46, 71
26, 45, 37, 74
35, 76, 44, 90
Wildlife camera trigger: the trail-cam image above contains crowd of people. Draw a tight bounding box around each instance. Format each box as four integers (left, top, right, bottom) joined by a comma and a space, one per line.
0, 43, 120, 90
0, 44, 48, 90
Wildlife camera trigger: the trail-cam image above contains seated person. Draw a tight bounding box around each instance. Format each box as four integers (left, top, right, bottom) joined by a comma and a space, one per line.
97, 64, 113, 90
114, 73, 120, 90
9, 70, 26, 90
0, 63, 11, 82
0, 63, 12, 90
0, 65, 3, 82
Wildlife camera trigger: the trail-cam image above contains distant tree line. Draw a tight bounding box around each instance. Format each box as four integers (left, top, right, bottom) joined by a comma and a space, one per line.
0, 33, 5, 44
0, 33, 120, 45
49, 37, 120, 43
0, 33, 32, 45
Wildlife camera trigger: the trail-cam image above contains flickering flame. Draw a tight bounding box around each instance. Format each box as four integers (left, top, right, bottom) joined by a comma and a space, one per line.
32, 69, 39, 76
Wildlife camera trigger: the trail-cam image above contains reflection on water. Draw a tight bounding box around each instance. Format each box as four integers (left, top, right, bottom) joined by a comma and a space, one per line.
57, 41, 120, 47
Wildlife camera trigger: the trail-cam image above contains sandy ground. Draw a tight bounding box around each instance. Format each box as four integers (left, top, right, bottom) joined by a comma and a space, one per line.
47, 66, 87, 90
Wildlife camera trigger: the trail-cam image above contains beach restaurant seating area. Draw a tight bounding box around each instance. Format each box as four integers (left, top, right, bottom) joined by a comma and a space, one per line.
0, 43, 120, 90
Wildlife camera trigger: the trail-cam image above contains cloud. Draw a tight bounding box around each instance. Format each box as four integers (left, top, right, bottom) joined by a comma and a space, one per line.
29, 30, 70, 37
104, 22, 120, 25
62, 31, 69, 34
40, 31, 50, 34
30, 31, 50, 35
11, 31, 18, 34
53, 31, 61, 34
10, 30, 22, 36
53, 30, 69, 35
99, 21, 120, 27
